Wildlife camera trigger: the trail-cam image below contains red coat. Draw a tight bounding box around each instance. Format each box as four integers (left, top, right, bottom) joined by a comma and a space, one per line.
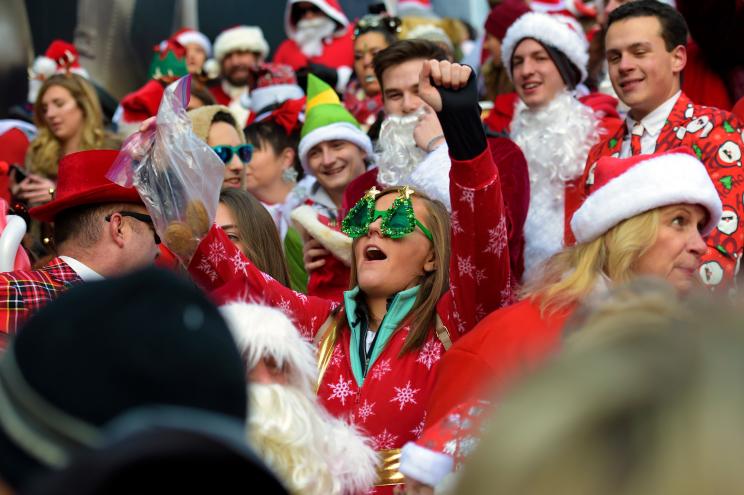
0, 258, 82, 348
425, 298, 573, 428
273, 26, 354, 71
580, 92, 744, 291
187, 147, 513, 493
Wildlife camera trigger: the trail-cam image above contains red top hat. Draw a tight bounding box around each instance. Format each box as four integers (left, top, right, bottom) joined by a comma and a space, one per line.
30, 150, 143, 223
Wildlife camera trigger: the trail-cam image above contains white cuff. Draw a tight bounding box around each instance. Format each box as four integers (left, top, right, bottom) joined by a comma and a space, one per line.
400, 442, 454, 488
407, 143, 451, 211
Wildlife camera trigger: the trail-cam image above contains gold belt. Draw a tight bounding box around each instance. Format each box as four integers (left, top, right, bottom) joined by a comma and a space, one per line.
376, 448, 403, 486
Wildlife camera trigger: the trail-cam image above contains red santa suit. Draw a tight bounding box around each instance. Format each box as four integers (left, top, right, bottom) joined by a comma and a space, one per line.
187, 144, 513, 493
273, 0, 354, 73
580, 92, 744, 291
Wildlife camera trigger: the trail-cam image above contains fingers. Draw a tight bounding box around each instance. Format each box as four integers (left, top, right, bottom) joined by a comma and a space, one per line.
139, 116, 157, 133
428, 60, 442, 87
418, 59, 432, 90
426, 61, 472, 90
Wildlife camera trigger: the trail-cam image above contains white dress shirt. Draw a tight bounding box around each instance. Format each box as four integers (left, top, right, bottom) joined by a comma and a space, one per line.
59, 256, 104, 282
620, 91, 681, 157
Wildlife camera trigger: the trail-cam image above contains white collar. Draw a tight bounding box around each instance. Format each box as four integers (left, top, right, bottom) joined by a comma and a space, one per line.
625, 91, 681, 137
59, 256, 104, 282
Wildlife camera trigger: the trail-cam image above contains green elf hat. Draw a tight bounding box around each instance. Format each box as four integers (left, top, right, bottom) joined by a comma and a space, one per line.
298, 74, 373, 174
148, 39, 189, 81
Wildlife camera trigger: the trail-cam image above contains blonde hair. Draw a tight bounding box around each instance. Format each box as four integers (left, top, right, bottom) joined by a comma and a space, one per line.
27, 74, 105, 178
345, 188, 451, 354
524, 208, 660, 316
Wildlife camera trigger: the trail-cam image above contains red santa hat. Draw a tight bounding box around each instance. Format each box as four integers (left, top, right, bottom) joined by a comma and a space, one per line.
284, 0, 350, 37
248, 63, 305, 117
28, 39, 90, 102
528, 0, 596, 18
571, 148, 723, 243
213, 25, 269, 63
484, 0, 531, 42
173, 27, 212, 56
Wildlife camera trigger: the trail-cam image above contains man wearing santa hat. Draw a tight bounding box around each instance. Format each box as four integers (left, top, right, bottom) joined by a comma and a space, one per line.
220, 302, 378, 495
273, 0, 354, 93
0, 149, 160, 341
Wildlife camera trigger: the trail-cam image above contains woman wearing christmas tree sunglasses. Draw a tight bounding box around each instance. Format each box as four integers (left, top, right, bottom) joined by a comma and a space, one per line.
185, 58, 514, 493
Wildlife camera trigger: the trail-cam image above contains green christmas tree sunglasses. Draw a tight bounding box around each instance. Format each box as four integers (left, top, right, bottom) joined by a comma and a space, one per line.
341, 186, 433, 241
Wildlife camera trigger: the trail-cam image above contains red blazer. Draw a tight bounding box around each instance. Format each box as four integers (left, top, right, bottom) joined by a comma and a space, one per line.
0, 258, 82, 348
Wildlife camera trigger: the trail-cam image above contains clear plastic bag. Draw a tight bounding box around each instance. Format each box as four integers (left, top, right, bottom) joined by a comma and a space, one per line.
108, 75, 224, 264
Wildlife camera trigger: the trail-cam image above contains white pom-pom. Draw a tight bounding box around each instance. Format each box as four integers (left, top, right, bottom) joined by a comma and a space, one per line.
31, 56, 57, 78
203, 58, 220, 80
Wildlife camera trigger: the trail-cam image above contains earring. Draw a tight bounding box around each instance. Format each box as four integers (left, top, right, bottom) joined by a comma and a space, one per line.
282, 167, 298, 183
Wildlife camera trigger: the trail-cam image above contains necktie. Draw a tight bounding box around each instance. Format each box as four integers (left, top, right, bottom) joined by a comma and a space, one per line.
630, 122, 644, 156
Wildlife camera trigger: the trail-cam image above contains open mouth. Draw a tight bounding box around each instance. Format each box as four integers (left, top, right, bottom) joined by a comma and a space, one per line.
322, 165, 346, 176
364, 74, 377, 83
364, 245, 388, 261
522, 82, 540, 90
620, 78, 643, 90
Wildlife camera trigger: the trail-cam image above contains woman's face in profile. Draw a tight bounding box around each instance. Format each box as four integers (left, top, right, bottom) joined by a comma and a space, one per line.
40, 85, 84, 143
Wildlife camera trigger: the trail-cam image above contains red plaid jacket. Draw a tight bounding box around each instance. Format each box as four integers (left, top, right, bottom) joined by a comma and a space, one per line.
0, 258, 82, 349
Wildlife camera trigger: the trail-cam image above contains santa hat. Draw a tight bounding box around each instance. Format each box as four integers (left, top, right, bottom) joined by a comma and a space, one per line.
219, 303, 318, 395
298, 74, 373, 174
571, 148, 722, 243
501, 11, 589, 82
213, 26, 269, 63
248, 63, 305, 116
397, 0, 437, 18
285, 0, 349, 36
173, 27, 212, 56
485, 0, 531, 41
148, 39, 188, 80
28, 40, 89, 103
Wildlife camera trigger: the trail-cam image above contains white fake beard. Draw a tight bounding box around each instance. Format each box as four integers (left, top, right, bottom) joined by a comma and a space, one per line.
375, 108, 428, 188
293, 17, 337, 58
510, 90, 601, 186
248, 384, 378, 495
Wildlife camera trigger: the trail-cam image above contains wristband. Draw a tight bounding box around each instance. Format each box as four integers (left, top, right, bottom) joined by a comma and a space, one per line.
425, 134, 445, 153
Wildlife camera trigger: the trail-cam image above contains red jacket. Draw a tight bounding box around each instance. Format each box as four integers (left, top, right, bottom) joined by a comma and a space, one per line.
425, 297, 573, 427
580, 92, 744, 291
0, 258, 82, 348
188, 146, 513, 493
273, 26, 354, 71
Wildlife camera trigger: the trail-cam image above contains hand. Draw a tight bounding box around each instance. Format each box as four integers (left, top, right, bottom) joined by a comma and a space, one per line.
413, 105, 444, 152
302, 237, 330, 272
417, 60, 473, 112
139, 116, 156, 133
16, 174, 57, 206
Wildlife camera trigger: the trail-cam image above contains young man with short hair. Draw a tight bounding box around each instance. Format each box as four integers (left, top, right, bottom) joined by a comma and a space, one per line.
581, 0, 744, 290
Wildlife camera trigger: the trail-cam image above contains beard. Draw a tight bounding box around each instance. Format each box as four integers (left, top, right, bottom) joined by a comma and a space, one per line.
293, 17, 337, 58
375, 108, 428, 188
248, 384, 377, 495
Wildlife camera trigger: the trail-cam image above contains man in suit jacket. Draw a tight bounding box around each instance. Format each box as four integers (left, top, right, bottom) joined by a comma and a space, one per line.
0, 149, 160, 343
579, 0, 744, 292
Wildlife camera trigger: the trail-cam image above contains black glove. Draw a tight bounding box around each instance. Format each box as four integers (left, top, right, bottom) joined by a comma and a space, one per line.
435, 70, 487, 161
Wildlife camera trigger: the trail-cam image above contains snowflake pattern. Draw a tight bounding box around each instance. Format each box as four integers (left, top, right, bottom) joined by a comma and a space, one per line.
451, 211, 464, 235
457, 255, 476, 278
327, 376, 355, 406
230, 251, 249, 275
330, 346, 344, 368
474, 268, 488, 286
372, 429, 399, 450
357, 400, 376, 423
390, 381, 420, 411
197, 258, 218, 282
416, 340, 442, 370
277, 297, 292, 315
499, 278, 514, 307
484, 216, 508, 255
459, 189, 475, 211
475, 303, 486, 321
260, 271, 274, 283
371, 358, 392, 381
411, 413, 426, 438
206, 239, 227, 266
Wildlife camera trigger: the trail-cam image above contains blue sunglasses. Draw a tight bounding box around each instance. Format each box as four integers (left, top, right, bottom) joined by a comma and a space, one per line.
212, 144, 253, 164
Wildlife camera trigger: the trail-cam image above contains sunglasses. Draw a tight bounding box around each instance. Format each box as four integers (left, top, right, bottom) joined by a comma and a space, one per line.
212, 144, 253, 164
342, 186, 433, 241
105, 211, 161, 245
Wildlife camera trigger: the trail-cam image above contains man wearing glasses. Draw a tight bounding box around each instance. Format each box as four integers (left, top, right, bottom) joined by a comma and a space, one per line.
0, 149, 160, 342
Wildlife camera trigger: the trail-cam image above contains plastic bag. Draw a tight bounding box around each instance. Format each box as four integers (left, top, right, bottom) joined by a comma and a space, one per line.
108, 75, 224, 264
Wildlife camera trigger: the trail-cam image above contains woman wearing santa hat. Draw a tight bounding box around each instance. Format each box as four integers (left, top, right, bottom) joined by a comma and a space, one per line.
424, 147, 723, 430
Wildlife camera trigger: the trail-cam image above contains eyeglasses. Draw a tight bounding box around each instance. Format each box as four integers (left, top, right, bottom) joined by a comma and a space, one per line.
342, 186, 433, 241
105, 211, 161, 245
211, 144, 253, 164
353, 14, 402, 39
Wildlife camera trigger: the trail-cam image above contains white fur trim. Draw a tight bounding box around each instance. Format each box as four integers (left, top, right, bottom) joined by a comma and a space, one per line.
214, 26, 269, 62
501, 12, 588, 83
31, 56, 57, 78
248, 84, 304, 113
335, 66, 353, 94
570, 153, 723, 243
285, 0, 349, 37
219, 303, 318, 395
400, 442, 454, 488
298, 123, 373, 174
176, 30, 212, 56
290, 205, 352, 265
407, 143, 452, 211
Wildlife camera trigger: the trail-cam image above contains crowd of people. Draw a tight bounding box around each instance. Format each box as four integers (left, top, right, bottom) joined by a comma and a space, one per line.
0, 0, 743, 493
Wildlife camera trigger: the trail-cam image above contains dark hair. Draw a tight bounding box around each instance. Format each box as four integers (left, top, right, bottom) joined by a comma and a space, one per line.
211, 110, 239, 129
607, 0, 688, 51
244, 119, 303, 181
53, 203, 133, 248
190, 83, 216, 107
373, 39, 448, 92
